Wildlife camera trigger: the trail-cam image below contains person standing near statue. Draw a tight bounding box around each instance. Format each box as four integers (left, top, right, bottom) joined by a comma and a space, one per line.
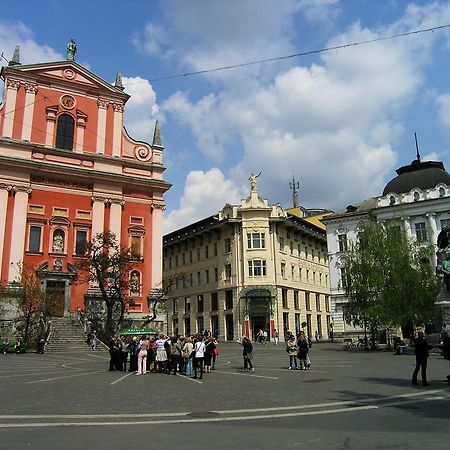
411, 331, 430, 386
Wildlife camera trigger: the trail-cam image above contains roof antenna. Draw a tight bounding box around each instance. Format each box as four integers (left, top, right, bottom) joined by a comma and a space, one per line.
414, 132, 421, 162
289, 175, 300, 208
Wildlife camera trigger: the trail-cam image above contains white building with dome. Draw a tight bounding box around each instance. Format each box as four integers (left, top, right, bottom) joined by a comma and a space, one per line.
322, 157, 450, 340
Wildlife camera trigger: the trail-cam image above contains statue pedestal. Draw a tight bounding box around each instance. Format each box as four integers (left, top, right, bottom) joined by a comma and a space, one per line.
435, 287, 450, 330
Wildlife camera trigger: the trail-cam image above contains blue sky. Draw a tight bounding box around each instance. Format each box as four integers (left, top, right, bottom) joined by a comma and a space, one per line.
2, 1, 450, 233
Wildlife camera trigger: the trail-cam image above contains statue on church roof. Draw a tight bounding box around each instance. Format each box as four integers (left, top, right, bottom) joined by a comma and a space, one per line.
249, 172, 261, 192
66, 38, 77, 61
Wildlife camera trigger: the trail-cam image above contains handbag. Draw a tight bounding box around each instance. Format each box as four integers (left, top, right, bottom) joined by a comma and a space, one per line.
245, 352, 253, 360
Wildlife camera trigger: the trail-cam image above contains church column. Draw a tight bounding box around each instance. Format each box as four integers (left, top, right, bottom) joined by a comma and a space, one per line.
109, 199, 124, 244
2, 79, 21, 138
96, 99, 109, 154
8, 185, 31, 282
0, 184, 12, 278
91, 196, 106, 238
21, 82, 38, 141
151, 202, 165, 288
111, 103, 124, 158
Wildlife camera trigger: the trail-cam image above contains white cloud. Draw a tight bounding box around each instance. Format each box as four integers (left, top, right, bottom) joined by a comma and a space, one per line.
0, 21, 61, 64
436, 93, 450, 128
122, 76, 160, 143
158, 2, 450, 230
164, 168, 243, 233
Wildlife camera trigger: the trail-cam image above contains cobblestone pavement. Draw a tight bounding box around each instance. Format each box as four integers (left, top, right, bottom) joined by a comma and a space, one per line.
1, 342, 449, 449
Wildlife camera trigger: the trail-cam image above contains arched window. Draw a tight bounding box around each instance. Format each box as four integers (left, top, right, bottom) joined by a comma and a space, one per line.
56, 114, 75, 150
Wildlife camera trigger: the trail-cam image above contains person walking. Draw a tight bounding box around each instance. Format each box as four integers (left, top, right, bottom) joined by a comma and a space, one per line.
442, 332, 450, 382
204, 337, 215, 373
411, 331, 430, 386
90, 331, 97, 350
273, 329, 279, 346
286, 335, 298, 369
241, 336, 254, 372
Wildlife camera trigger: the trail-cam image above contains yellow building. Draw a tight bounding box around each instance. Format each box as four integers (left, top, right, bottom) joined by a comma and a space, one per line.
163, 180, 332, 341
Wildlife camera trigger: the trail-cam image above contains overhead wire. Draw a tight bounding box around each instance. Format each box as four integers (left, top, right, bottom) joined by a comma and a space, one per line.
124, 23, 450, 84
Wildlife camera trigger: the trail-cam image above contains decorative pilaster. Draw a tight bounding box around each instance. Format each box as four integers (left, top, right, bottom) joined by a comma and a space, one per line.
21, 82, 38, 141
150, 202, 165, 289
96, 98, 109, 154
45, 106, 58, 147
8, 185, 32, 282
109, 198, 125, 244
91, 195, 107, 238
0, 184, 13, 279
2, 78, 21, 138
111, 102, 124, 158
75, 111, 87, 153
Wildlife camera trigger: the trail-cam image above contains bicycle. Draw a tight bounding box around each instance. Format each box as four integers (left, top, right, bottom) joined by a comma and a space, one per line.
343, 341, 356, 351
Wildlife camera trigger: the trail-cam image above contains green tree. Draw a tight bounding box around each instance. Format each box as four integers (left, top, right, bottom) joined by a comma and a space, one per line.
343, 221, 439, 344
14, 263, 47, 347
75, 231, 134, 339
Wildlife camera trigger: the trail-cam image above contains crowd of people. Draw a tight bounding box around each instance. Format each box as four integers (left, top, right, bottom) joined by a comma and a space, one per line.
108, 333, 219, 379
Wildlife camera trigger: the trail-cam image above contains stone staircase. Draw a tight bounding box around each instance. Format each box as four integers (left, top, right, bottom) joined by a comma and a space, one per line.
45, 317, 106, 352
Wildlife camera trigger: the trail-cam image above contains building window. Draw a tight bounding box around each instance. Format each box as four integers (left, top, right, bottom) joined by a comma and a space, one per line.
173, 298, 178, 315
294, 290, 300, 310
175, 255, 179, 267
225, 290, 233, 309
205, 269, 209, 284
189, 250, 193, 263
247, 232, 265, 249
75, 229, 88, 256
291, 265, 295, 279
290, 241, 293, 254
325, 295, 330, 313
130, 270, 141, 296
279, 237, 285, 252
184, 297, 191, 314
197, 271, 201, 285
225, 264, 232, 279
224, 238, 231, 253
283, 312, 289, 335
248, 260, 266, 276
184, 317, 191, 336
316, 293, 321, 312
338, 234, 348, 252
205, 245, 209, 259
211, 292, 218, 311
197, 295, 204, 313
52, 229, 65, 253
214, 267, 219, 282
282, 289, 288, 309
197, 248, 201, 261
281, 262, 286, 278
55, 113, 75, 150
305, 292, 311, 311
189, 273, 193, 286
182, 253, 186, 265
28, 225, 42, 253
415, 222, 428, 242
214, 242, 218, 256
130, 235, 143, 259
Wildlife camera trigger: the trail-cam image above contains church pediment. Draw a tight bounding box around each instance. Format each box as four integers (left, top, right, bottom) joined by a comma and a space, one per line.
6, 61, 129, 99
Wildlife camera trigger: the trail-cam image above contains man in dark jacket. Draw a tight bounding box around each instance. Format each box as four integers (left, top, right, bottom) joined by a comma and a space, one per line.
411, 331, 430, 386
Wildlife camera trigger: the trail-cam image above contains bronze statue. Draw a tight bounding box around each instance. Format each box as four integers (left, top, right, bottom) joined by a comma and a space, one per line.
66, 39, 77, 61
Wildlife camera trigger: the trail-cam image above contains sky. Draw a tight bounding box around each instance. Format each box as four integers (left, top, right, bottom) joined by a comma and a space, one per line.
2, 1, 450, 233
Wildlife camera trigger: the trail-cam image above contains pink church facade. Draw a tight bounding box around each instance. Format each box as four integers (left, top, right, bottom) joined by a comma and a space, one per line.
0, 50, 170, 317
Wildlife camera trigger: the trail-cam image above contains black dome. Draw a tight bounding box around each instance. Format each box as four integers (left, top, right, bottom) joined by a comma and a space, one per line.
382, 160, 450, 196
